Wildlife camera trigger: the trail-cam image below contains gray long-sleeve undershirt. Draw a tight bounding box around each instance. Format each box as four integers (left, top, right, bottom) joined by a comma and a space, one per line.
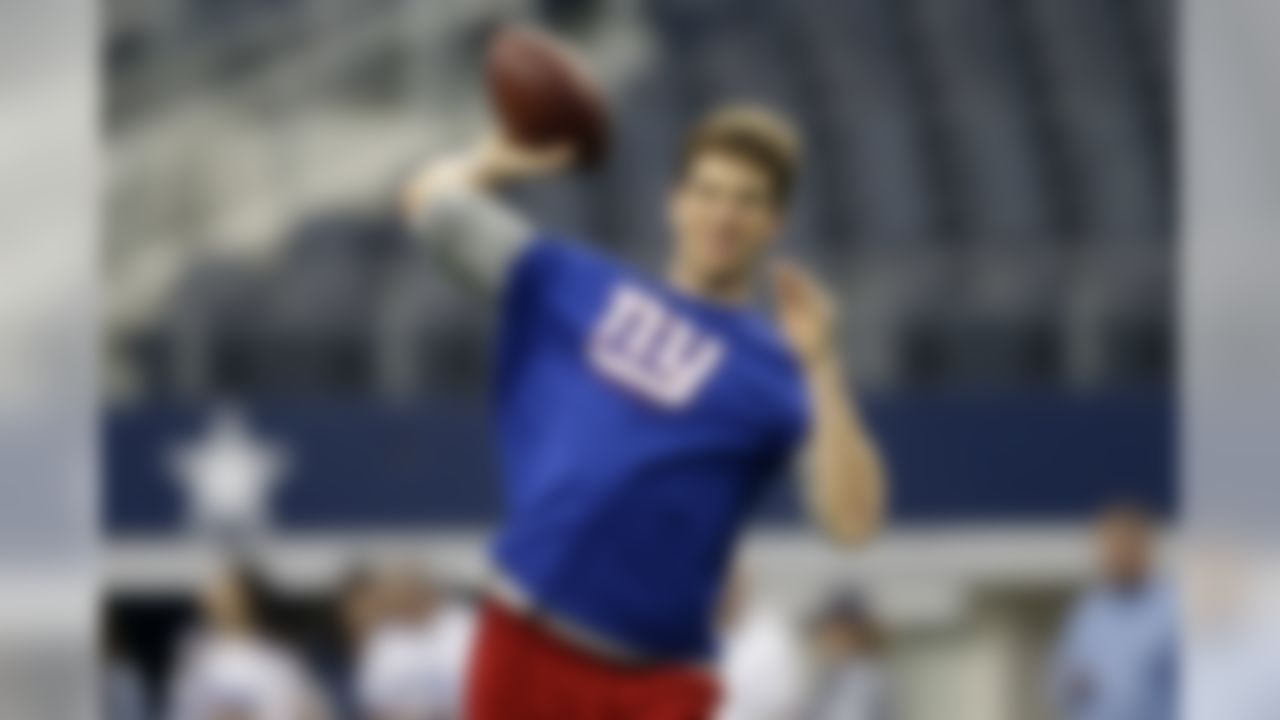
409, 189, 532, 294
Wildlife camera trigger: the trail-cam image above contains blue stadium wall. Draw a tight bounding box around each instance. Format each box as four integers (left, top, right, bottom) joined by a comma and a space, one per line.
105, 390, 1174, 535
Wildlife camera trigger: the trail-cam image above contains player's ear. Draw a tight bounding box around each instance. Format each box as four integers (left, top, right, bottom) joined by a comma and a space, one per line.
666, 183, 684, 226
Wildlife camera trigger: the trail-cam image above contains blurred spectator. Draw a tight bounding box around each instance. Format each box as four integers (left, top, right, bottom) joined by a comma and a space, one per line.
339, 566, 386, 652
804, 592, 893, 720
167, 566, 330, 720
1047, 502, 1177, 720
354, 564, 475, 720
716, 570, 807, 720
314, 565, 385, 718
104, 621, 152, 720
1183, 544, 1280, 720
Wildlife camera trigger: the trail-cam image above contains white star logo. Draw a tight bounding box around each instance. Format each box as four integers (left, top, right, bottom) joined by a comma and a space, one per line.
170, 406, 289, 532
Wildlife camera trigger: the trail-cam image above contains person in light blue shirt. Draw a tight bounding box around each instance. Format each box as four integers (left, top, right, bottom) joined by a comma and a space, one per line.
1049, 503, 1177, 720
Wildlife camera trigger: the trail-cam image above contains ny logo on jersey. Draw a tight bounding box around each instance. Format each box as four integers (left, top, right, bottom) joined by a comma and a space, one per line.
587, 284, 726, 409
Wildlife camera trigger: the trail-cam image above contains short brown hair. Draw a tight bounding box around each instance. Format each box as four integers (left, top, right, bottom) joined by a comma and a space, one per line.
677, 105, 801, 205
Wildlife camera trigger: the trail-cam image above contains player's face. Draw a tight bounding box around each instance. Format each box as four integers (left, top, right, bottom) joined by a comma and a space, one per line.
669, 152, 783, 288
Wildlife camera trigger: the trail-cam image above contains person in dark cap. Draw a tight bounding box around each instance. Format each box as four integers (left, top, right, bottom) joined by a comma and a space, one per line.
805, 591, 893, 720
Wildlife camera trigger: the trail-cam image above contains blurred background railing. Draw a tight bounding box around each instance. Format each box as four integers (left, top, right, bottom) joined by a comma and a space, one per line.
104, 0, 1172, 401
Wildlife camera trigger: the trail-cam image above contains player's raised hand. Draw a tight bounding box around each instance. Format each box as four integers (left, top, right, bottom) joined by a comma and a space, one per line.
772, 260, 837, 369
469, 130, 576, 187
401, 130, 573, 219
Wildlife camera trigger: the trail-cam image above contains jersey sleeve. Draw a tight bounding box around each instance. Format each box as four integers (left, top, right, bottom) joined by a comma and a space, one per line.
502, 234, 583, 308
408, 189, 533, 294
493, 235, 605, 402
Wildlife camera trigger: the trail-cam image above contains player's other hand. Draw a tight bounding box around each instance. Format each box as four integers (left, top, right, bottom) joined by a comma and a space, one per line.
772, 260, 837, 370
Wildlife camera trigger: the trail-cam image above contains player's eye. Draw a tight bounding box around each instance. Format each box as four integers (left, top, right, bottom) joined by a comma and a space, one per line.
734, 187, 768, 209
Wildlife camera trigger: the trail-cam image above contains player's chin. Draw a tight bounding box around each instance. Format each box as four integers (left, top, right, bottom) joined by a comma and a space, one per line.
696, 261, 753, 290
696, 245, 756, 279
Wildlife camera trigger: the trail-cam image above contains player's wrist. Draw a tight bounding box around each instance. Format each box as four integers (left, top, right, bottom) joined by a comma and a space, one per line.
459, 139, 507, 189
467, 132, 576, 188
801, 345, 842, 378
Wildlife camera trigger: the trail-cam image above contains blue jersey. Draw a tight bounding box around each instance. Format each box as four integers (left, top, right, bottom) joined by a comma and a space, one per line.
490, 235, 810, 661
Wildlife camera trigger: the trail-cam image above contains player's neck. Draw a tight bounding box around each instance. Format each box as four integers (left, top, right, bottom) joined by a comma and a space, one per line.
666, 263, 753, 307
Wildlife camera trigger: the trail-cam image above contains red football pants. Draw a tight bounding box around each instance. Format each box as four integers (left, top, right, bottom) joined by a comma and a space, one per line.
464, 602, 720, 720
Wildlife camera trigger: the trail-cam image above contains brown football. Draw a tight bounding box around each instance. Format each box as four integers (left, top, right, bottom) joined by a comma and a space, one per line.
485, 25, 608, 167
